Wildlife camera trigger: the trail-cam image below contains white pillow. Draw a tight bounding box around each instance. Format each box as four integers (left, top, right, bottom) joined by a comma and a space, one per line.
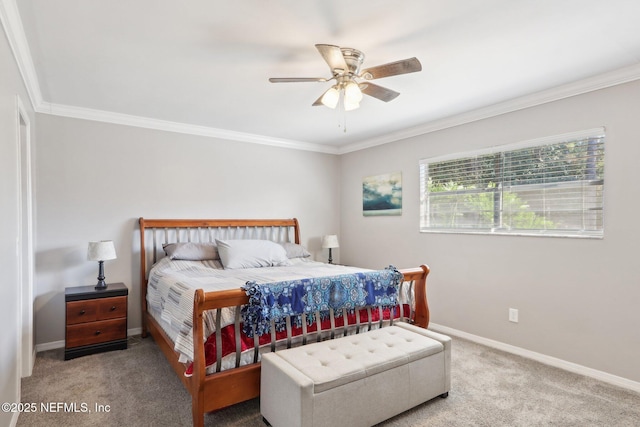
280, 242, 311, 259
162, 242, 219, 260
216, 239, 291, 269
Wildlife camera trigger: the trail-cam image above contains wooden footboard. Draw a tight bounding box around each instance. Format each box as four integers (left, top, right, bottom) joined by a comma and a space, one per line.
138, 218, 430, 427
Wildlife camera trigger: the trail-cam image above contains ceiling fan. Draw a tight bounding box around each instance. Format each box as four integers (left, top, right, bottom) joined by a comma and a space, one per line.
269, 44, 422, 111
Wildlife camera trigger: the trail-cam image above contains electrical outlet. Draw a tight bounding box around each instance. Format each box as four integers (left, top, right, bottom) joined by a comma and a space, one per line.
509, 308, 519, 323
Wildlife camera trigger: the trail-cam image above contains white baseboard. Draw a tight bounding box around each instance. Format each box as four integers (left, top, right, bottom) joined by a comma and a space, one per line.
127, 327, 142, 336
36, 339, 64, 352
35, 327, 144, 353
429, 323, 640, 394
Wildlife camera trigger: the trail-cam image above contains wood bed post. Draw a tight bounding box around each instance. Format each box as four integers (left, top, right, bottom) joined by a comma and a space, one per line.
139, 217, 148, 338
192, 289, 206, 427
413, 264, 430, 328
292, 217, 300, 244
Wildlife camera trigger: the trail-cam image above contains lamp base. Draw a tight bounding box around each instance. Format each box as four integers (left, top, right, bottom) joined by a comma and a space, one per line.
95, 260, 108, 290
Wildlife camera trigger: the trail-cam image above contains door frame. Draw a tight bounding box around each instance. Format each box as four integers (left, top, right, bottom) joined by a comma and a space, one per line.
16, 95, 34, 378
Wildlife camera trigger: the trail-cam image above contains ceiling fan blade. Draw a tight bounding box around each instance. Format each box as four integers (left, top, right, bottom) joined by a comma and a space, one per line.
360, 82, 400, 102
269, 77, 328, 83
315, 44, 348, 74
359, 57, 422, 80
312, 86, 334, 107
312, 95, 324, 106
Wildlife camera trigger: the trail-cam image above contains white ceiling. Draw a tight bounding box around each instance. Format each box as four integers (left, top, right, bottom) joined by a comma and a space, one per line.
8, 0, 640, 153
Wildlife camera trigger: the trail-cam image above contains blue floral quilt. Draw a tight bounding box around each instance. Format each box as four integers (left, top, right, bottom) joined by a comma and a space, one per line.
241, 266, 403, 337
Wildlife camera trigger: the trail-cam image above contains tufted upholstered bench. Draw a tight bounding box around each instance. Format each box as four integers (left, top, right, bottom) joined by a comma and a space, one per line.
260, 322, 451, 427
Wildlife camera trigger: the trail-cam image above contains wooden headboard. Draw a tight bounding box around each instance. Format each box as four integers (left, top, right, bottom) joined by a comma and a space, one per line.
138, 218, 301, 324
139, 217, 300, 280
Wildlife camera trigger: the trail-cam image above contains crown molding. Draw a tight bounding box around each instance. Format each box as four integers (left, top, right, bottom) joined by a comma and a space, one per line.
38, 101, 339, 154
337, 63, 640, 154
0, 0, 42, 110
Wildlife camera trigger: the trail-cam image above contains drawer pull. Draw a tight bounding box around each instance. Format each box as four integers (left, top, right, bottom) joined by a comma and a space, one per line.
110, 306, 116, 311
79, 310, 85, 315
95, 330, 101, 335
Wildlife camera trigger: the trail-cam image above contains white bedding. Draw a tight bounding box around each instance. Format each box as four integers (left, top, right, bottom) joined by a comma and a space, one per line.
146, 257, 368, 363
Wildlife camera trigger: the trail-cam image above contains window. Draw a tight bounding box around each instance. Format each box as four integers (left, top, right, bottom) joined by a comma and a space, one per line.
419, 128, 605, 238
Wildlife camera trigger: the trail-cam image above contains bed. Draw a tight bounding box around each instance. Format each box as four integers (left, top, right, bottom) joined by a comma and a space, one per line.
138, 218, 430, 427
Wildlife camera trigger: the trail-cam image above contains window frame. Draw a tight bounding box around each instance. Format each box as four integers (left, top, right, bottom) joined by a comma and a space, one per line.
419, 127, 605, 239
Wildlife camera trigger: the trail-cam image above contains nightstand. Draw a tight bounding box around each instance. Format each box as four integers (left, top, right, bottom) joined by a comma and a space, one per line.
65, 282, 128, 360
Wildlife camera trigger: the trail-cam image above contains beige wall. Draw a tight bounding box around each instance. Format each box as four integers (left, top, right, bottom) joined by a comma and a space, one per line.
34, 114, 341, 345
0, 23, 36, 427
340, 80, 640, 383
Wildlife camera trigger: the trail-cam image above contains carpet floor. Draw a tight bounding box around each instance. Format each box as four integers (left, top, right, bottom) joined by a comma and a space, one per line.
18, 334, 640, 426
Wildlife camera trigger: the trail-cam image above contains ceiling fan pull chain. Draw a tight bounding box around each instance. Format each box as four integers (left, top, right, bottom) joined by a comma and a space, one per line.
341, 91, 347, 133
343, 105, 347, 133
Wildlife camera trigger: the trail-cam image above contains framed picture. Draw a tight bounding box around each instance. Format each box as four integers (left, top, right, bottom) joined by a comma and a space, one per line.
363, 172, 402, 216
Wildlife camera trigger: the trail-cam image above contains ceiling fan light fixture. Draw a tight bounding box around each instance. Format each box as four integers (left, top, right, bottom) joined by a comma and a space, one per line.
343, 99, 360, 111
321, 86, 340, 109
344, 81, 363, 104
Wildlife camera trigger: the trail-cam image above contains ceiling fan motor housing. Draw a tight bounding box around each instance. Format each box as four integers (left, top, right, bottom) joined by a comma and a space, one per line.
340, 48, 365, 76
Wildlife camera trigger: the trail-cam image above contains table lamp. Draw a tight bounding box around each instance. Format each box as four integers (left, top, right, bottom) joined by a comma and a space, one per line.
321, 235, 339, 264
87, 240, 117, 290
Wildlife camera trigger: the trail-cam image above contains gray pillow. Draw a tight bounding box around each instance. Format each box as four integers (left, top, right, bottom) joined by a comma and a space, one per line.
216, 239, 291, 269
280, 242, 311, 259
162, 242, 219, 261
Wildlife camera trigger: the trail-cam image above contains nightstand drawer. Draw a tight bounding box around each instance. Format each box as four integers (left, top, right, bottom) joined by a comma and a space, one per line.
66, 318, 127, 348
96, 296, 127, 320
66, 300, 99, 325
66, 296, 126, 325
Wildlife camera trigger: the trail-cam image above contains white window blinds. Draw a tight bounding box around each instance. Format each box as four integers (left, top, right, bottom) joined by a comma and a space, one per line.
419, 128, 605, 238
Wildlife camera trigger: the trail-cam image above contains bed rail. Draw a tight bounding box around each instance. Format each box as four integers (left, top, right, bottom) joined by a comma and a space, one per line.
191, 264, 430, 374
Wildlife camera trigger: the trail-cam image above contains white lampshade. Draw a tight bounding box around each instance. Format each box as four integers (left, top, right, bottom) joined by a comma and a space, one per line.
344, 81, 363, 103
321, 86, 340, 109
343, 99, 360, 111
87, 240, 117, 261
322, 235, 339, 249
